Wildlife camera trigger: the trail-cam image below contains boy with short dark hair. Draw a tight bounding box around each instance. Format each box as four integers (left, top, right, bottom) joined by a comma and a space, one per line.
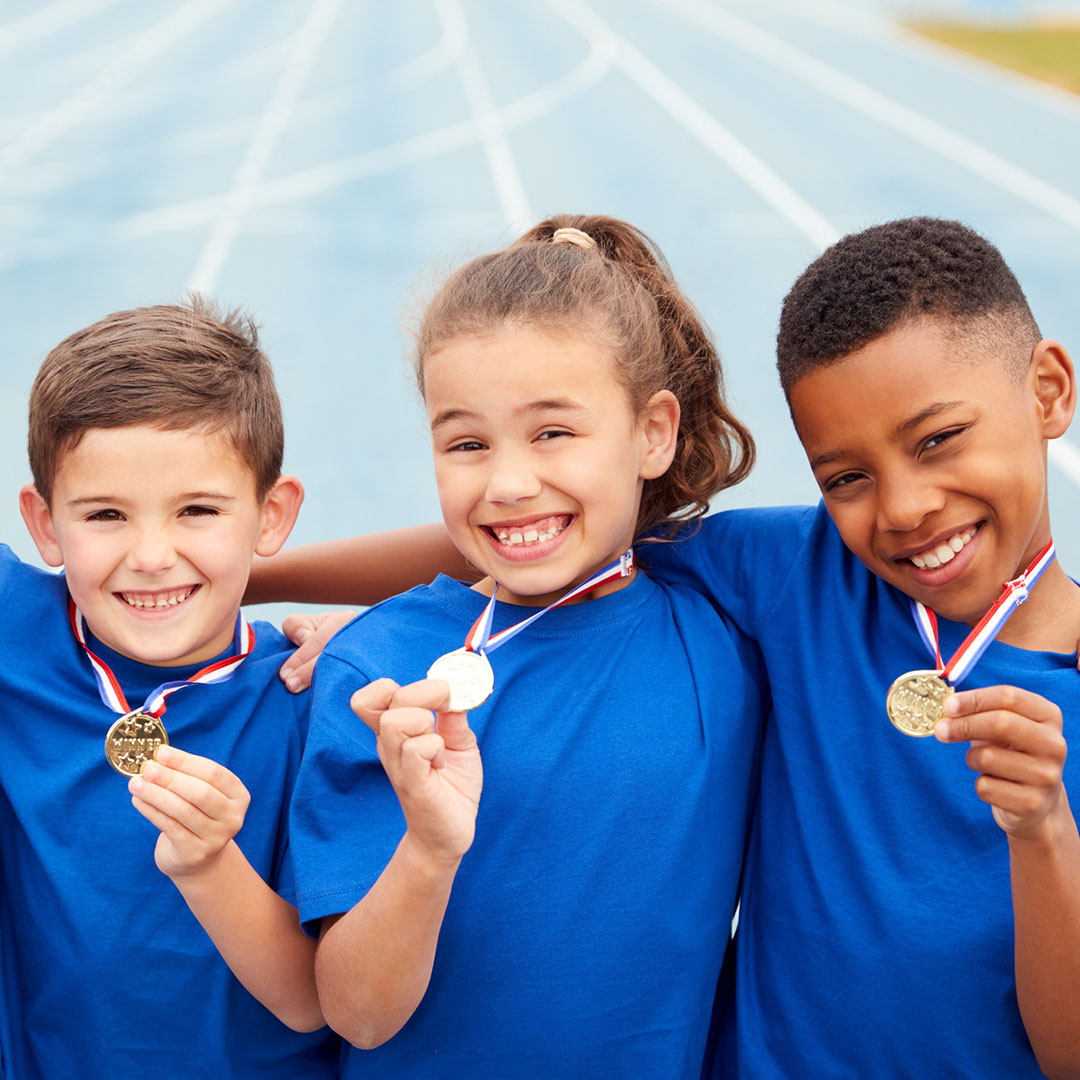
650, 217, 1080, 1078
1, 299, 340, 1078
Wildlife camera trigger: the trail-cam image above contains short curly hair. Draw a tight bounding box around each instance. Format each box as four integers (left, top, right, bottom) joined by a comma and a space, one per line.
776, 217, 1040, 397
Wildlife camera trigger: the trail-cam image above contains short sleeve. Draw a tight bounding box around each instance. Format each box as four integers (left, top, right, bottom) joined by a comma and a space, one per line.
288, 651, 407, 936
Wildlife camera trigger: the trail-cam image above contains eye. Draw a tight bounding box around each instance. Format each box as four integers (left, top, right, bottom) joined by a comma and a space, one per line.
823, 471, 867, 493
447, 439, 487, 453
921, 426, 967, 453
179, 505, 220, 517
537, 429, 572, 441
85, 508, 124, 522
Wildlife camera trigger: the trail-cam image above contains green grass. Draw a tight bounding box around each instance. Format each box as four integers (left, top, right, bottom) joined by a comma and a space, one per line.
906, 20, 1080, 96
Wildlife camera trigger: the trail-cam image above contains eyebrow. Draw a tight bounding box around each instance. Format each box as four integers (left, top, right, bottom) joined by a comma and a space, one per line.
807, 400, 968, 471
430, 398, 589, 430
65, 491, 237, 507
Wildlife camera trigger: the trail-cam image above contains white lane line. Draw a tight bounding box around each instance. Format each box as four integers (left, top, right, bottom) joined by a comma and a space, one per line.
436, 0, 531, 233
0, 0, 124, 58
647, 0, 1080, 484
0, 0, 233, 185
186, 0, 343, 295
547, 0, 839, 250
651, 0, 1080, 232
120, 21, 614, 235
769, 0, 1080, 124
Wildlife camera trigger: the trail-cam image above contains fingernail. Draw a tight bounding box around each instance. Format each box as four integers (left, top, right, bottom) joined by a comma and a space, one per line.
155, 745, 174, 764
295, 628, 312, 644
128, 776, 143, 794
935, 720, 950, 741
142, 763, 160, 781
286, 675, 301, 693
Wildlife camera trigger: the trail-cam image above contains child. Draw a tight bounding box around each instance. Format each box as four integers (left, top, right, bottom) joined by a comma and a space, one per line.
286, 215, 767, 1078
0, 300, 343, 1078
645, 217, 1080, 1079
261, 217, 1080, 1077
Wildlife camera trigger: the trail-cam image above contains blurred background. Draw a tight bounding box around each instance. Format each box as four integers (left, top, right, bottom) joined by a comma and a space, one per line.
2, 0, 1079, 622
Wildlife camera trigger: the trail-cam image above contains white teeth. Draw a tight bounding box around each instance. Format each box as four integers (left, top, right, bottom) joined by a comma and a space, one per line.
908, 527, 978, 569
523, 529, 538, 542
492, 518, 568, 546
122, 588, 192, 609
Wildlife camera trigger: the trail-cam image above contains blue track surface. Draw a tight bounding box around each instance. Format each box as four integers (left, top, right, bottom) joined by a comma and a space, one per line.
2, 0, 1080, 624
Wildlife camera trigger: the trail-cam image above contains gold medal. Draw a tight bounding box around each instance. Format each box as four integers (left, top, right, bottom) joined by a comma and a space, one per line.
104, 712, 169, 776
885, 670, 953, 738
426, 648, 495, 713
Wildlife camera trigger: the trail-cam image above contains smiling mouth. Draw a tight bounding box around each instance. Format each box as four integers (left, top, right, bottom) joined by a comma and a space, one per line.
484, 514, 573, 548
117, 585, 200, 610
905, 525, 980, 569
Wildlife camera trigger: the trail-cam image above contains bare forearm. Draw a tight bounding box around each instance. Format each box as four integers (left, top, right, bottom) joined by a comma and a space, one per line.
315, 832, 461, 1049
1011, 792, 1080, 1079
172, 841, 323, 1032
245, 525, 473, 606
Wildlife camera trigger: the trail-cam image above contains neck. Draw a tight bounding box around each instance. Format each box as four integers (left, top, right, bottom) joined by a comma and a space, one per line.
994, 561, 1080, 653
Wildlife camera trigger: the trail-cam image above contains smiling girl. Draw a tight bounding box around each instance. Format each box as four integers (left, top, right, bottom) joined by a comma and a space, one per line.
284, 215, 766, 1079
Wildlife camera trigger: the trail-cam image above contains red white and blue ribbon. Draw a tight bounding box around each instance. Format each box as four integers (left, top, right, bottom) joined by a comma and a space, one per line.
908, 539, 1056, 685
69, 598, 255, 717
464, 548, 634, 655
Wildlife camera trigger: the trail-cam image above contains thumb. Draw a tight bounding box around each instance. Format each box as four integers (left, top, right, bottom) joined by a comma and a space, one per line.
435, 708, 478, 752
281, 614, 314, 646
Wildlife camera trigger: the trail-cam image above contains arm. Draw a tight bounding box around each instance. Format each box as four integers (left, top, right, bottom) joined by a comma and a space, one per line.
245, 525, 472, 607
129, 746, 323, 1033
937, 686, 1080, 1079
314, 678, 482, 1049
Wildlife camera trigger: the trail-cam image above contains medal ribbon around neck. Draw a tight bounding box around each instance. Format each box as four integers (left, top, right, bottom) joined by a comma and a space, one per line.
68, 598, 255, 775
886, 539, 1055, 737
427, 548, 634, 712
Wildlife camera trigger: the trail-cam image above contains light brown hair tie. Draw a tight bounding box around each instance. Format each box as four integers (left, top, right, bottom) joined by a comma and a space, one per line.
551, 227, 598, 251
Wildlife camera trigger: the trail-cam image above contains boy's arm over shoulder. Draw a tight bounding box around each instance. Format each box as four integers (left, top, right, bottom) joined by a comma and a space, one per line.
642, 504, 821, 636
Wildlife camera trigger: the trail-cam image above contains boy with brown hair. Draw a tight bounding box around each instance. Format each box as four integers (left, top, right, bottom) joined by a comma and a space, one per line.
0, 299, 342, 1078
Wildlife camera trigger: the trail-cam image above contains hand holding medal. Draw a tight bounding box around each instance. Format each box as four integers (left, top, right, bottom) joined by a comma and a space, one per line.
886, 540, 1056, 736
351, 678, 483, 865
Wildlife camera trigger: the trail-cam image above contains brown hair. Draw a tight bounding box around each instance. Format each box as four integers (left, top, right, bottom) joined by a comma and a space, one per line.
28, 296, 283, 504
415, 214, 754, 536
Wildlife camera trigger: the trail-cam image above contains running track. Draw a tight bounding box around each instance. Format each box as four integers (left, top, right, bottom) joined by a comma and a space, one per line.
2, 0, 1079, 625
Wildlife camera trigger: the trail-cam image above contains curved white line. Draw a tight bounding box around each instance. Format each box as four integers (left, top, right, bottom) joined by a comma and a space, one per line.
0, 0, 125, 58
186, 0, 344, 295
0, 0, 233, 185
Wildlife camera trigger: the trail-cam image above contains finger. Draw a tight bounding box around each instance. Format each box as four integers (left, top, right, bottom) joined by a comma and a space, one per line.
378, 707, 438, 761
943, 685, 1062, 727
432, 708, 477, 753
350, 678, 402, 734
128, 775, 220, 840
151, 746, 250, 800
139, 761, 247, 824
400, 733, 449, 776
280, 610, 357, 692
972, 775, 1055, 819
386, 678, 454, 714
965, 744, 1065, 788
936, 708, 1067, 755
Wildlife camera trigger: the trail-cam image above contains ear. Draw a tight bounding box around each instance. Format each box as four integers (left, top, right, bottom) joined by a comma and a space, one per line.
255, 475, 304, 557
638, 390, 680, 480
19, 484, 64, 567
1030, 340, 1075, 439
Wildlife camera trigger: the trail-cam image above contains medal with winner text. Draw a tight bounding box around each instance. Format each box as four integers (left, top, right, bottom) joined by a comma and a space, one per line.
428, 550, 634, 712
69, 600, 255, 775
886, 540, 1056, 736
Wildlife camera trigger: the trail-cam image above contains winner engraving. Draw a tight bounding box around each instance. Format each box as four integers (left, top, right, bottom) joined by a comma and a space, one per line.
105, 712, 169, 776
885, 671, 954, 738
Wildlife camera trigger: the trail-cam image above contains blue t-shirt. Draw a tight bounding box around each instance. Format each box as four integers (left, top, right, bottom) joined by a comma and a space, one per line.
290, 571, 766, 1079
0, 546, 338, 1080
647, 505, 1080, 1079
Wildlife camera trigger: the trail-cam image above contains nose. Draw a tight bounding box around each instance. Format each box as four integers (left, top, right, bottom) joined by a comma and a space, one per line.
875, 471, 944, 534
125, 524, 178, 574
484, 449, 542, 505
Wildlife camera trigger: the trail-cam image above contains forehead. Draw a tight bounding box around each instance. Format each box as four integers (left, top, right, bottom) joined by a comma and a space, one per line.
54, 424, 255, 491
423, 326, 622, 409
788, 321, 1024, 455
